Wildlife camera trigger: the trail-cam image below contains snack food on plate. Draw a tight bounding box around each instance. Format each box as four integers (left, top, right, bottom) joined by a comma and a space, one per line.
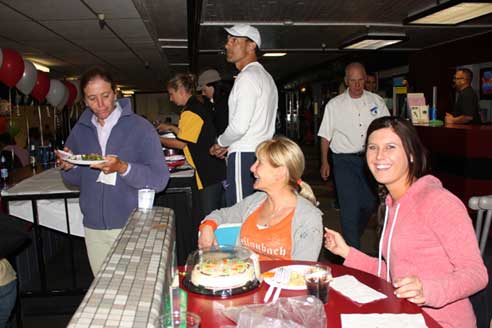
69, 153, 104, 161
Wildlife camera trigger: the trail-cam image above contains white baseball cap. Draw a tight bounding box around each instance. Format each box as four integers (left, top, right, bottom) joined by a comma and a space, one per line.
224, 24, 261, 48
197, 69, 221, 91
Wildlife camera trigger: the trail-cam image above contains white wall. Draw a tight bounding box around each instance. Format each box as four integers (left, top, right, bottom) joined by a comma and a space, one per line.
134, 93, 180, 124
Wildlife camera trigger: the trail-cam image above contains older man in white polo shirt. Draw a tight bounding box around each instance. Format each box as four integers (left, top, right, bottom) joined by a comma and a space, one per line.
318, 62, 389, 249
210, 24, 278, 206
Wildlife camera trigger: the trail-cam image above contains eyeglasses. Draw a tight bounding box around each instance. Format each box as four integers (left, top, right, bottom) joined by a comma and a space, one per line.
453, 77, 465, 81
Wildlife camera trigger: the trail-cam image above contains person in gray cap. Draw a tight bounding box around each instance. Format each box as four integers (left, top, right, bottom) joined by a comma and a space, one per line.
210, 24, 278, 207
197, 69, 232, 136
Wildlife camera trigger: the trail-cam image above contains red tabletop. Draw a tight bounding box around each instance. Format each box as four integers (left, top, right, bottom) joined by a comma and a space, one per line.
180, 260, 442, 327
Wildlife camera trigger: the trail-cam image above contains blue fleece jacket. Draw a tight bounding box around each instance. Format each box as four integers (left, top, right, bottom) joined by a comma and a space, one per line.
61, 98, 169, 230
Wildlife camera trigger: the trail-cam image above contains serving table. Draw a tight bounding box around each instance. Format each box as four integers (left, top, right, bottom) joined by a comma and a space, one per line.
181, 260, 443, 328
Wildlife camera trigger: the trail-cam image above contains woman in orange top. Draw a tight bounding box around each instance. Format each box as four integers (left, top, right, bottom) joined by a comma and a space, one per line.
198, 136, 323, 261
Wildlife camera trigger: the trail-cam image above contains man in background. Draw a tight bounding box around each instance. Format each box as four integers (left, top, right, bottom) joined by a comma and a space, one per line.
318, 62, 389, 249
365, 74, 378, 93
210, 24, 278, 206
445, 68, 481, 124
197, 69, 231, 136
366, 73, 386, 98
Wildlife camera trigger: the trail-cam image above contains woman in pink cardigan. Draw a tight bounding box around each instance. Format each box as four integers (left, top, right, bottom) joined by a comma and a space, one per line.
324, 116, 488, 328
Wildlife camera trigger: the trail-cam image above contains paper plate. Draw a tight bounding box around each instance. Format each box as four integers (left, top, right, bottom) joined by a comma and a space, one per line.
64, 154, 107, 165
263, 265, 312, 290
65, 158, 107, 165
165, 155, 185, 161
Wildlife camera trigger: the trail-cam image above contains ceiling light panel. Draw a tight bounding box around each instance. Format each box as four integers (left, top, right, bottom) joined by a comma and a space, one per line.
406, 1, 492, 25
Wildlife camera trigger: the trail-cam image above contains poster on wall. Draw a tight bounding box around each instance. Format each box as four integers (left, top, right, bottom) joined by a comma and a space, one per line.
479, 67, 492, 100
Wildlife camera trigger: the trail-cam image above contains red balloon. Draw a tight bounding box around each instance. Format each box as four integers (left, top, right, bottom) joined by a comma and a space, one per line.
64, 81, 77, 107
31, 70, 50, 102
0, 48, 24, 87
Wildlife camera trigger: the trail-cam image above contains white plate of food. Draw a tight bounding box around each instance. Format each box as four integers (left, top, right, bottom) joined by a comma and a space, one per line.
65, 154, 107, 165
262, 265, 311, 290
165, 154, 185, 161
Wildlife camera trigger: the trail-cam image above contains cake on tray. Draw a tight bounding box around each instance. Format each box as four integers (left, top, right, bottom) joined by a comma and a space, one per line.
191, 257, 255, 290
184, 246, 261, 295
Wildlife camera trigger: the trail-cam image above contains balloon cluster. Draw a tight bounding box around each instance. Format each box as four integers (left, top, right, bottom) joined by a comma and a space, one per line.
0, 48, 81, 108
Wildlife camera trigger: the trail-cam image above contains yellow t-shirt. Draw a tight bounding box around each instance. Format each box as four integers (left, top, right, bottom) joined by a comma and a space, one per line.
177, 110, 204, 189
0, 259, 16, 286
239, 202, 294, 261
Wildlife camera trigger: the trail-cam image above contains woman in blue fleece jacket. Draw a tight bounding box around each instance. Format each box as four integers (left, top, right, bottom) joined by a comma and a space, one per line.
57, 67, 169, 274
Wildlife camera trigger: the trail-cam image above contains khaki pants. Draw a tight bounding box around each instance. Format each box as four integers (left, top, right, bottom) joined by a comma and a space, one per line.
84, 227, 122, 275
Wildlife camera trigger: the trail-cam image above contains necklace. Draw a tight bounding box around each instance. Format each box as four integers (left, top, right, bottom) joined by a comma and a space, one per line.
257, 204, 294, 228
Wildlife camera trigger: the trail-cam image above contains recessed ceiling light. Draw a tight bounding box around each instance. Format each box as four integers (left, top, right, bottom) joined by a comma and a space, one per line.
340, 33, 407, 50
263, 52, 287, 57
161, 45, 188, 49
404, 1, 492, 25
32, 62, 50, 73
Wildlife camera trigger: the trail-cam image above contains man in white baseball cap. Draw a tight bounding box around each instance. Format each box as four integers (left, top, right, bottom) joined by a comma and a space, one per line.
210, 24, 278, 206
224, 24, 261, 48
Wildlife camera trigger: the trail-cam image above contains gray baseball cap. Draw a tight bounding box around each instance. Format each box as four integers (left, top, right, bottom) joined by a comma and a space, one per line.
197, 69, 221, 91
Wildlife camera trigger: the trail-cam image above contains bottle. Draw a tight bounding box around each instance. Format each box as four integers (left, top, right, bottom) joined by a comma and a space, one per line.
430, 107, 437, 121
1, 155, 8, 189
29, 144, 37, 170
48, 142, 54, 162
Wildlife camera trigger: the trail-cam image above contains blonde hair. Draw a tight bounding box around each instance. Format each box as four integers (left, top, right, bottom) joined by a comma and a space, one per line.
256, 136, 318, 206
167, 73, 197, 94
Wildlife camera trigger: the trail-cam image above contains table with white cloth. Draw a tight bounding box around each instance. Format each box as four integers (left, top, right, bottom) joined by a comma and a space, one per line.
2, 168, 84, 235
1, 167, 195, 237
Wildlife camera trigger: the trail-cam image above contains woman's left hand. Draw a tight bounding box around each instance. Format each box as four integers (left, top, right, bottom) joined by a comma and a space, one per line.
91, 155, 128, 175
393, 275, 426, 305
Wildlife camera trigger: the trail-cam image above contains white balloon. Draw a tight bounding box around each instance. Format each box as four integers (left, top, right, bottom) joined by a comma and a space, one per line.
46, 79, 67, 107
16, 60, 38, 95
58, 85, 69, 108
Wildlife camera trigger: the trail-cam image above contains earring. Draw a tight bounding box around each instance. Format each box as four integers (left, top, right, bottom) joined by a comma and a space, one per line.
410, 155, 414, 163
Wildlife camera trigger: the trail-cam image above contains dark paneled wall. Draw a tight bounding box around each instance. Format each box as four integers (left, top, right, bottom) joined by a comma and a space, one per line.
408, 31, 492, 118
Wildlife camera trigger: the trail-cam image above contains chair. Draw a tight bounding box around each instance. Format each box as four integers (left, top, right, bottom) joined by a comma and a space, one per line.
469, 196, 492, 327
214, 223, 241, 246
469, 196, 492, 256
478, 196, 492, 256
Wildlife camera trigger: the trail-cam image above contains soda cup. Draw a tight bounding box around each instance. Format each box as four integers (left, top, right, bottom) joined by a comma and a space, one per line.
304, 265, 332, 303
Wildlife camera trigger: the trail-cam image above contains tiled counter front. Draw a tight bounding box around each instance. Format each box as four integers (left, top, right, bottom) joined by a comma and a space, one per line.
68, 207, 175, 328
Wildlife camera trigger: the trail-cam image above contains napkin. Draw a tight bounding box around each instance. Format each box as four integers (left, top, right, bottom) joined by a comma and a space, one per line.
330, 275, 387, 304
96, 172, 117, 186
341, 313, 428, 328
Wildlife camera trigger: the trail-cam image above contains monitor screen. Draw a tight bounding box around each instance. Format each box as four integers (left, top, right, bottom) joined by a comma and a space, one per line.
479, 67, 492, 100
